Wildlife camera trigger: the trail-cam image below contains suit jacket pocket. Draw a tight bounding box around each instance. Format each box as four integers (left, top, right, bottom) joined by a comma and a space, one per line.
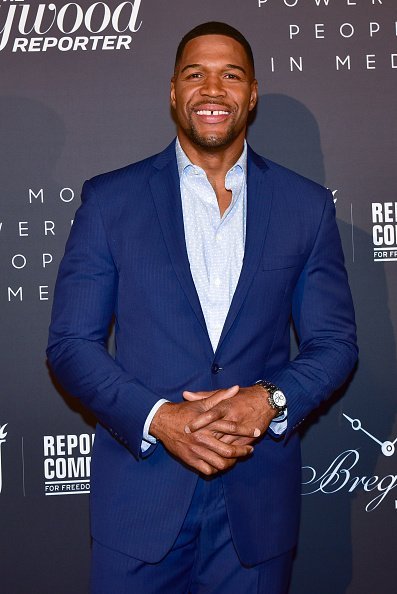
262, 253, 304, 271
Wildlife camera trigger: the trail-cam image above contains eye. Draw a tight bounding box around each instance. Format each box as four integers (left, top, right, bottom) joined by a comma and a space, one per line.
186, 72, 203, 79
224, 73, 240, 80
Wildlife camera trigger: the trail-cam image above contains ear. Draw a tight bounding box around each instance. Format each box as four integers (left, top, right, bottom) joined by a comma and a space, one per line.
249, 79, 258, 111
170, 77, 176, 109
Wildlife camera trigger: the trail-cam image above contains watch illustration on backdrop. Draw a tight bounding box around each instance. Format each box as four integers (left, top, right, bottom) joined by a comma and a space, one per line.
343, 413, 397, 457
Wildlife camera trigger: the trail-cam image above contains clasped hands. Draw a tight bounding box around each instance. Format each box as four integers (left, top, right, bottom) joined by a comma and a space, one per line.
150, 384, 278, 476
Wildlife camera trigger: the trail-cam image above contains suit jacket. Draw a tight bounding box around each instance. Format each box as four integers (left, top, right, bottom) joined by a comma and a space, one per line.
47, 140, 357, 565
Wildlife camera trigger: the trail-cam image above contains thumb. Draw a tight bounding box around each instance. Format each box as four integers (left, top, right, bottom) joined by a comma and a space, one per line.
183, 389, 215, 401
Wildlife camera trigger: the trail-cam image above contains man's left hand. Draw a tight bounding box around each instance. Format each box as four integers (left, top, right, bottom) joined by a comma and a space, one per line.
183, 385, 277, 444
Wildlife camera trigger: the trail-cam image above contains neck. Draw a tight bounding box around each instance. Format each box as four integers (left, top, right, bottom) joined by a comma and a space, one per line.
177, 132, 245, 182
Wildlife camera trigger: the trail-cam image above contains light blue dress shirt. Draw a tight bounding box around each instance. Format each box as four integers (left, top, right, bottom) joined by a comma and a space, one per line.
142, 139, 286, 450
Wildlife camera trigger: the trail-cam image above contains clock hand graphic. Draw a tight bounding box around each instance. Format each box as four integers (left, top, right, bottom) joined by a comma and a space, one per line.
343, 413, 397, 457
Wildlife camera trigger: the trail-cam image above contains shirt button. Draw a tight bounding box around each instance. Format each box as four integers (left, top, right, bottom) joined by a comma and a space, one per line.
211, 363, 222, 374
214, 278, 221, 287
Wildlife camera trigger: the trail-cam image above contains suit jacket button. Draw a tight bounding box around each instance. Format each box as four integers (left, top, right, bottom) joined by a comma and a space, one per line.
211, 363, 221, 374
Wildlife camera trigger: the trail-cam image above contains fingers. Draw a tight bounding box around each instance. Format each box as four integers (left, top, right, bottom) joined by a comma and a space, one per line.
181, 418, 255, 476
184, 386, 240, 433
185, 406, 225, 434
196, 456, 236, 475
158, 388, 256, 476
183, 384, 239, 404
193, 431, 254, 459
189, 443, 249, 474
194, 459, 219, 476
220, 434, 255, 446
200, 420, 261, 438
203, 385, 240, 409
176, 434, 253, 477
183, 389, 215, 401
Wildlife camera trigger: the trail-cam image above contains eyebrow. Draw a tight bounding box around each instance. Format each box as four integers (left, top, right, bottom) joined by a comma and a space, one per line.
225, 64, 247, 74
181, 63, 201, 73
180, 63, 247, 75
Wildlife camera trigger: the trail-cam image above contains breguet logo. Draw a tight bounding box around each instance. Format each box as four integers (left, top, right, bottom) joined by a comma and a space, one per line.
302, 413, 397, 512
0, 423, 8, 494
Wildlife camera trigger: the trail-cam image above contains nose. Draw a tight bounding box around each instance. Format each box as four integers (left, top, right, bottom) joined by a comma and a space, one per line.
199, 74, 226, 98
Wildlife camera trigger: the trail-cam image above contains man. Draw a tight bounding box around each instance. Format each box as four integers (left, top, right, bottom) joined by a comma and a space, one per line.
47, 22, 357, 594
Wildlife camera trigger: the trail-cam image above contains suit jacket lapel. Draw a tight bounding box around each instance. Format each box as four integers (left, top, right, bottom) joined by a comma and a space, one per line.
149, 141, 212, 350
215, 147, 274, 354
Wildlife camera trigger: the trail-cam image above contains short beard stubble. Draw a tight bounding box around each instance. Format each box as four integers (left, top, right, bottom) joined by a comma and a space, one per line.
183, 111, 241, 150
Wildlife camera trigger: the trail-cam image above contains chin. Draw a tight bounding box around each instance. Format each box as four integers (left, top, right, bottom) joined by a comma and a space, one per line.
189, 128, 236, 149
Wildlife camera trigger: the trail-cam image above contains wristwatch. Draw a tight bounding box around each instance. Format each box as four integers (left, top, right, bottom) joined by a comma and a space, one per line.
255, 380, 287, 417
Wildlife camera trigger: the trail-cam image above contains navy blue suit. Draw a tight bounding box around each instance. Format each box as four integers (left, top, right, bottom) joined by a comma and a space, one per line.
47, 140, 357, 566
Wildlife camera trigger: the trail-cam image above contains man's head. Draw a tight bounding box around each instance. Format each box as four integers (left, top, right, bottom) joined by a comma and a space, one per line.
171, 22, 258, 152
174, 22, 255, 78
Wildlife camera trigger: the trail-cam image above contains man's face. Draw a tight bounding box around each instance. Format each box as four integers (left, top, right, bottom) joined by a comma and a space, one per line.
171, 34, 258, 151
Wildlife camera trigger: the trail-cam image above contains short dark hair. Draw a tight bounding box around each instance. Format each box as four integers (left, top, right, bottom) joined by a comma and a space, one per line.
174, 22, 255, 76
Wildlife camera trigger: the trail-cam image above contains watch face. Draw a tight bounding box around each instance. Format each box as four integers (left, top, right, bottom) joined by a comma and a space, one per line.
273, 390, 286, 408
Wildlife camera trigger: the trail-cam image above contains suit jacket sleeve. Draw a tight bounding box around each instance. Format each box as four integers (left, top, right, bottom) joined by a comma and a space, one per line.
47, 180, 161, 458
270, 190, 358, 438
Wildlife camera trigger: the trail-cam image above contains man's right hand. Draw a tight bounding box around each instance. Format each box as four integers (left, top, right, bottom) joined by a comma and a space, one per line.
149, 386, 256, 476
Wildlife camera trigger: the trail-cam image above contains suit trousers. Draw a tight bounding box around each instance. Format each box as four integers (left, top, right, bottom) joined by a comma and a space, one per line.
90, 475, 293, 594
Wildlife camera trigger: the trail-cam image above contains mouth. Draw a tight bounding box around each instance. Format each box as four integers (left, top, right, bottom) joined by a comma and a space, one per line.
192, 104, 232, 124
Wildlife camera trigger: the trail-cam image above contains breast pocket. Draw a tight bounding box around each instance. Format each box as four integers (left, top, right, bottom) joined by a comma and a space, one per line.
262, 253, 305, 271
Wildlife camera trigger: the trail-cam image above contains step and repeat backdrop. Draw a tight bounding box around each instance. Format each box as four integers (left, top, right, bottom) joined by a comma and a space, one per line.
1, 1, 396, 592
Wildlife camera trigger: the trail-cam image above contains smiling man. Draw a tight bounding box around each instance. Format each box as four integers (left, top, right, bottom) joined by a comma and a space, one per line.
47, 22, 357, 594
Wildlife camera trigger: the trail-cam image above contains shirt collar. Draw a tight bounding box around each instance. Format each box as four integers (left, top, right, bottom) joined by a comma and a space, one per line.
175, 137, 247, 180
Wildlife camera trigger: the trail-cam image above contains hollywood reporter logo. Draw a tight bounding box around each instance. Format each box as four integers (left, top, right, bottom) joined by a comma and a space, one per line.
0, 0, 143, 53
44, 433, 95, 496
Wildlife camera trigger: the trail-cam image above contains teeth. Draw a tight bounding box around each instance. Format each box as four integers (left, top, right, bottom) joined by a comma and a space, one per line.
196, 110, 229, 116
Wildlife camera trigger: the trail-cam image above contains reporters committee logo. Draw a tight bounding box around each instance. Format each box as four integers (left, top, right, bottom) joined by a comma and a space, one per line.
372, 202, 397, 262
0, 423, 8, 494
43, 432, 95, 496
0, 0, 143, 53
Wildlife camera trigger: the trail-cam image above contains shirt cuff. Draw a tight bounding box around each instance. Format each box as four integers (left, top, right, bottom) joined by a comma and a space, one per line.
141, 398, 169, 451
269, 409, 288, 436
